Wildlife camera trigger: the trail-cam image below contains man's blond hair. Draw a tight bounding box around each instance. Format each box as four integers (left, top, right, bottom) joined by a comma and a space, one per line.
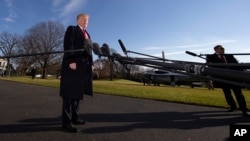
77, 13, 89, 21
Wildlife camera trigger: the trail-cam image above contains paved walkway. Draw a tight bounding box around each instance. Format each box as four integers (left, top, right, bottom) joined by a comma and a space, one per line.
0, 80, 249, 141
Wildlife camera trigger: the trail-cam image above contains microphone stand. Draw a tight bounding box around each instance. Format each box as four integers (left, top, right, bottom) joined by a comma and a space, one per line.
185, 51, 206, 60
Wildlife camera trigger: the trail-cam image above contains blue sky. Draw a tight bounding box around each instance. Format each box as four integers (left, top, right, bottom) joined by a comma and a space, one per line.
1, 0, 250, 63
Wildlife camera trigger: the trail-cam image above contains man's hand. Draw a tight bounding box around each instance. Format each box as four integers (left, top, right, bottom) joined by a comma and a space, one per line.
69, 63, 76, 70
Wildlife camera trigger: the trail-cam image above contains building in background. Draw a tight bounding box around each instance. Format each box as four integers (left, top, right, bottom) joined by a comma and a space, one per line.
0, 58, 7, 77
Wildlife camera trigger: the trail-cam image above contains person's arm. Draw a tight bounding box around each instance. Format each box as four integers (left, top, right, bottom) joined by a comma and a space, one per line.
63, 26, 77, 70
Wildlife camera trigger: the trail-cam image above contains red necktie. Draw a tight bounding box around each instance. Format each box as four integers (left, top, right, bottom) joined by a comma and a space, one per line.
219, 55, 227, 63
82, 29, 88, 39
82, 29, 90, 61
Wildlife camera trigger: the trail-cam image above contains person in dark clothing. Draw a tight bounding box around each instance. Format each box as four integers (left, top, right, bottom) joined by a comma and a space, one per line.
59, 13, 93, 132
31, 67, 36, 79
206, 45, 249, 116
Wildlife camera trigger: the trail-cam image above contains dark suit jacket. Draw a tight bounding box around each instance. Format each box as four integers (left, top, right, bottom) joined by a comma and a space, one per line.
206, 53, 238, 64
60, 25, 93, 99
206, 53, 241, 70
206, 53, 240, 87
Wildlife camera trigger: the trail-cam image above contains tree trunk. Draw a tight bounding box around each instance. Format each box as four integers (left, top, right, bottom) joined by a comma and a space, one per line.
109, 59, 113, 81
42, 62, 47, 79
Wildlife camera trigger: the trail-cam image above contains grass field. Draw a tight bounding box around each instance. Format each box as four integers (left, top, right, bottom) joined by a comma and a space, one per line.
1, 76, 250, 109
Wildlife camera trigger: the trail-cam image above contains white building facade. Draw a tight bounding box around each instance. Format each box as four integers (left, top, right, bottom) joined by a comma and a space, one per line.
0, 58, 7, 76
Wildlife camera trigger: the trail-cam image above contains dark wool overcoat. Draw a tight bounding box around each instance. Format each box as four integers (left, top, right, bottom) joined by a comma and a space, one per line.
60, 25, 93, 99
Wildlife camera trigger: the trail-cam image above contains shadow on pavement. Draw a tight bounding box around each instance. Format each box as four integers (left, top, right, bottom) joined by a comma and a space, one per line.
0, 117, 61, 133
80, 110, 249, 134
0, 111, 248, 134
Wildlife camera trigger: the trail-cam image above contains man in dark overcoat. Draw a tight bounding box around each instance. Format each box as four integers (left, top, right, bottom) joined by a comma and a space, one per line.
206, 45, 249, 116
60, 13, 93, 132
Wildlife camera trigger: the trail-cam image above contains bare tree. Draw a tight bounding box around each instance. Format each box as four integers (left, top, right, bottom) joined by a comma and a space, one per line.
93, 59, 111, 79
0, 32, 21, 76
112, 60, 131, 79
130, 65, 144, 74
93, 59, 103, 79
15, 36, 38, 75
24, 21, 64, 78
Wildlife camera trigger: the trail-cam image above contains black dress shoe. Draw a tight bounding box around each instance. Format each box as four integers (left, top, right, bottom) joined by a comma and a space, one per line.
62, 124, 79, 133
242, 112, 250, 117
72, 119, 85, 125
227, 108, 237, 112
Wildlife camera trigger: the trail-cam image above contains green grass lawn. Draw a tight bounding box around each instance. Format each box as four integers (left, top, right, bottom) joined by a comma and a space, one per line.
1, 76, 250, 109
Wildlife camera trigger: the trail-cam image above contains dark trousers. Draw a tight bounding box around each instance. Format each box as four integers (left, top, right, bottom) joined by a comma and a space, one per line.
62, 98, 80, 125
222, 86, 247, 112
